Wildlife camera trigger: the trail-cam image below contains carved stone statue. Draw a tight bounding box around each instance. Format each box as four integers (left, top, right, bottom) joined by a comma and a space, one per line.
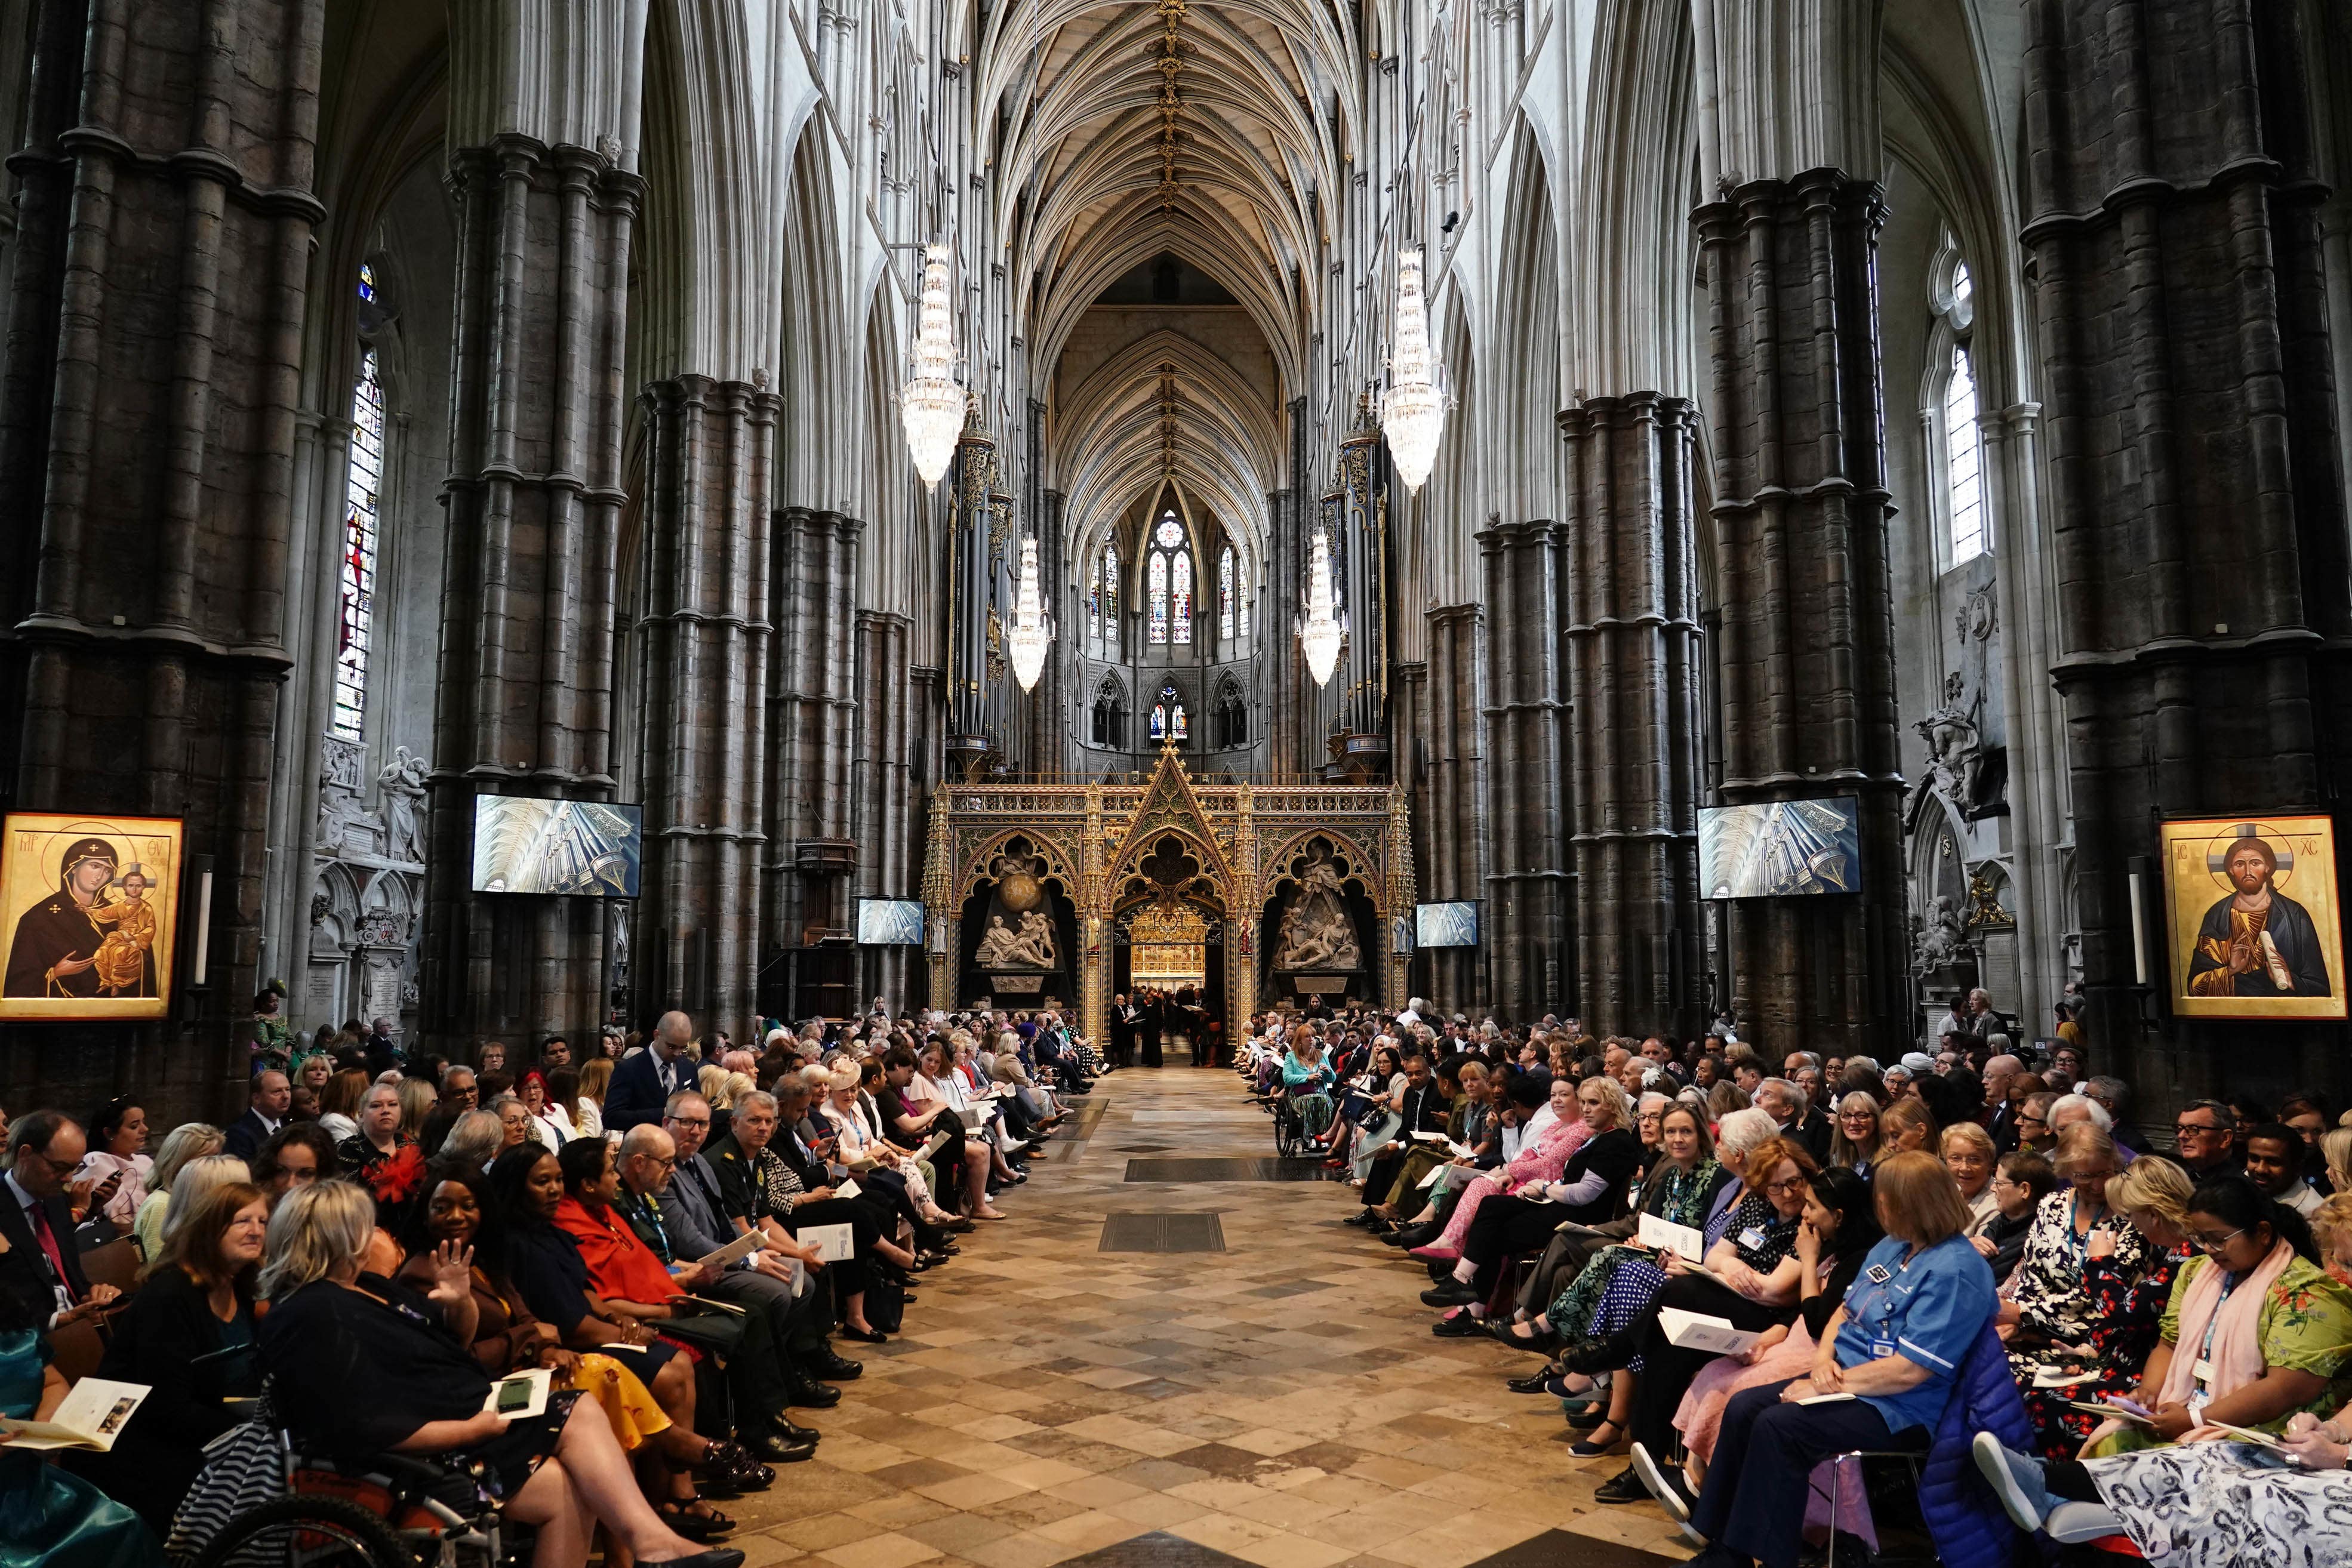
375, 746, 427, 865
1914, 894, 1966, 971
1905, 673, 1993, 827
1273, 850, 1362, 970
976, 910, 1057, 969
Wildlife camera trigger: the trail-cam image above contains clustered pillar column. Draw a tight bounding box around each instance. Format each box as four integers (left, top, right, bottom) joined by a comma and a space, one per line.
1694, 171, 1910, 1056
2024, 0, 2352, 1104
632, 377, 781, 1028
1558, 395, 1705, 1038
1411, 606, 1486, 1020
855, 610, 918, 1006
0, 0, 324, 1113
422, 137, 640, 1052
760, 506, 864, 1015
1476, 521, 1566, 1021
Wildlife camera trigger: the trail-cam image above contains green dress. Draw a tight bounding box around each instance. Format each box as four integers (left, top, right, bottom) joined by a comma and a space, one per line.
0, 1329, 158, 1567
2092, 1252, 2352, 1456
1546, 1157, 1723, 1332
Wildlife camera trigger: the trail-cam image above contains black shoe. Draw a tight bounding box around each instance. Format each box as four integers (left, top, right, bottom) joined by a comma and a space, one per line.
812, 1350, 864, 1379
1559, 1334, 1627, 1376
768, 1414, 821, 1445
1344, 1209, 1379, 1228
741, 1431, 817, 1463
658, 1552, 748, 1568
839, 1324, 888, 1344
786, 1378, 842, 1408
1431, 1311, 1485, 1337
1566, 1405, 1608, 1431
1593, 1466, 1649, 1504
940, 1217, 975, 1234
1421, 1280, 1480, 1308
1506, 1367, 1562, 1394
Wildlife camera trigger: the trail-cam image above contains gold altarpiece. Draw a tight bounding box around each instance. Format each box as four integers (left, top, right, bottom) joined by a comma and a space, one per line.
922, 748, 1414, 1045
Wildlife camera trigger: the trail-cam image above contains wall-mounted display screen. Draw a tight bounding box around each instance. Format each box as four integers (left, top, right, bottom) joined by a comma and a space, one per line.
1699, 798, 1860, 898
857, 898, 927, 947
471, 799, 642, 897
1414, 901, 1479, 948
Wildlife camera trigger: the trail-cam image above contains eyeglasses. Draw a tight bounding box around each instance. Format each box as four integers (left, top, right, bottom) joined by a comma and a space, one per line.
2175, 1122, 2227, 1138
2193, 1227, 2245, 1253
667, 1117, 710, 1130
2018, 1115, 2048, 1129
1765, 1176, 1811, 1196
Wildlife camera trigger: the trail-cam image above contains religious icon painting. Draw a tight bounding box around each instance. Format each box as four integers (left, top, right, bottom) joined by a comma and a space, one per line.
2159, 815, 2345, 1021
0, 812, 184, 1021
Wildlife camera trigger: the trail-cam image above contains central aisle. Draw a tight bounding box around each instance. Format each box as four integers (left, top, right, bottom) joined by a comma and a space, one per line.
725, 1068, 1692, 1567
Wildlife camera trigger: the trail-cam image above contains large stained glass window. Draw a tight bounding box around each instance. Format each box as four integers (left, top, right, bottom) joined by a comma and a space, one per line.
1148, 513, 1191, 645
1218, 547, 1235, 640
331, 288, 386, 741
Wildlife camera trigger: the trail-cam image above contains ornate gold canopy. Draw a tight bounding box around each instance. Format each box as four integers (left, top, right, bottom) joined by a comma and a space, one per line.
923, 747, 1412, 1042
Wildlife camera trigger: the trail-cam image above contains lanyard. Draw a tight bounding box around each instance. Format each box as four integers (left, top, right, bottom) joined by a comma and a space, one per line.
2062, 1193, 2099, 1265
2198, 1270, 2244, 1370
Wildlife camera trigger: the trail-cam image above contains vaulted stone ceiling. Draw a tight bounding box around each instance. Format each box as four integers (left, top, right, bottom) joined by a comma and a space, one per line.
979, 0, 1360, 566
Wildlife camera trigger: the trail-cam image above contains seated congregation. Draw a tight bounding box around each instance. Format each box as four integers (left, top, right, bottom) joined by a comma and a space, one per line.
0, 1003, 1100, 1567
1246, 1004, 2352, 1568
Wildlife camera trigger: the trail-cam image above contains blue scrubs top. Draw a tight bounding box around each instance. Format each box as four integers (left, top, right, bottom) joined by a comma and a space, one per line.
1833, 1233, 1996, 1433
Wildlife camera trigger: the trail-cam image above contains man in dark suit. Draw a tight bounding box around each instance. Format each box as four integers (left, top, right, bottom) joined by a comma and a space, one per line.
604, 1009, 699, 1133
1109, 994, 1134, 1068
2, 1111, 115, 1329
1138, 990, 1164, 1068
1358, 1053, 1449, 1196
223, 1070, 291, 1163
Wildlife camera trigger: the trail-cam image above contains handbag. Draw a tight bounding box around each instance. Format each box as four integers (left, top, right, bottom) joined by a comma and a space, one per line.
165, 1384, 288, 1566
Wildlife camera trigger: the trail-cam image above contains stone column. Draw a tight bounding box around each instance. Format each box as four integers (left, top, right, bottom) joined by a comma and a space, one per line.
1480, 519, 1566, 1015
632, 377, 779, 1027
1411, 606, 1486, 1020
759, 506, 864, 1012
1694, 171, 1910, 1058
420, 136, 640, 1052
0, 0, 324, 1120
855, 609, 916, 1006
1328, 411, 1389, 776
2024, 0, 2351, 1105
1558, 394, 1707, 1037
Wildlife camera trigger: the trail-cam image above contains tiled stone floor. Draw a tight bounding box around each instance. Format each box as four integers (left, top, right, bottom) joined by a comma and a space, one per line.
719, 1068, 1692, 1568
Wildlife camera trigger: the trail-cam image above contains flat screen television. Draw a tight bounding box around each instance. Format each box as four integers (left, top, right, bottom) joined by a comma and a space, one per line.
856, 898, 927, 947
1699, 797, 1861, 899
471, 798, 643, 897
1414, 901, 1479, 948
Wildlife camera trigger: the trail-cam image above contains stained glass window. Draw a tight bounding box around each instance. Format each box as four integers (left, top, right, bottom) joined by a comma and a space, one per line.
1171, 550, 1192, 644
1101, 543, 1119, 654
1946, 346, 1984, 563
1218, 547, 1235, 639
1150, 682, 1187, 741
1156, 517, 1183, 549
1148, 551, 1168, 643
331, 316, 385, 741
1088, 566, 1101, 639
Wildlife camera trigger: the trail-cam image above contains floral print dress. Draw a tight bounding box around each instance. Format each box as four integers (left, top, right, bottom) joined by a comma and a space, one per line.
2003, 1188, 2156, 1381
2018, 1240, 2190, 1458
1584, 1189, 1794, 1375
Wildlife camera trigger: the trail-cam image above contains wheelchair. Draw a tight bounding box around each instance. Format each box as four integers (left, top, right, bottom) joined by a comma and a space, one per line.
196, 1427, 524, 1568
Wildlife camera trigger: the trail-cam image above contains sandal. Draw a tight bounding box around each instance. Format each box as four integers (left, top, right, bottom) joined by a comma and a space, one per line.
659, 1498, 737, 1541
1568, 1419, 1626, 1459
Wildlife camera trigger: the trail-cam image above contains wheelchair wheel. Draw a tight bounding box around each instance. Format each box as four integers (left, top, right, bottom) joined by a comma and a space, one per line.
196, 1493, 420, 1567
1274, 1105, 1302, 1159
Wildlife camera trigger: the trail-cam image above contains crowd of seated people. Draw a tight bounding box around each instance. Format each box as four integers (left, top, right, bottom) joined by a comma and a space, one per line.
0, 998, 1107, 1565
1240, 999, 2352, 1568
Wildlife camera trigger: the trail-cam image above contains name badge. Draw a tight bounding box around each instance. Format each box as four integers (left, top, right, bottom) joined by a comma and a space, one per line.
1869, 1337, 1895, 1358
1738, 1227, 1767, 1251
1865, 1264, 1893, 1285
2193, 1358, 2215, 1387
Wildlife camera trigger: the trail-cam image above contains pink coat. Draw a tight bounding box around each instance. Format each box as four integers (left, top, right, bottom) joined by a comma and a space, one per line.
1432, 1114, 1591, 1253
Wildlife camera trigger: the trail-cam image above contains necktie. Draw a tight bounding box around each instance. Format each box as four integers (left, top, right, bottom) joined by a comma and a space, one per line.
25, 1200, 76, 1306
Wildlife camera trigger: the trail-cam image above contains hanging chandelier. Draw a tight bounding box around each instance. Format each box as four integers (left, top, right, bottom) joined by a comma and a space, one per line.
1300, 525, 1343, 686
1381, 246, 1448, 492
901, 244, 963, 484
1008, 532, 1053, 691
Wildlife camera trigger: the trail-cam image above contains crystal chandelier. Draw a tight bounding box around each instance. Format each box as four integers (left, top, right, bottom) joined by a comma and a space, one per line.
901, 244, 963, 484
1300, 525, 1343, 686
1008, 532, 1053, 691
1381, 246, 1448, 492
